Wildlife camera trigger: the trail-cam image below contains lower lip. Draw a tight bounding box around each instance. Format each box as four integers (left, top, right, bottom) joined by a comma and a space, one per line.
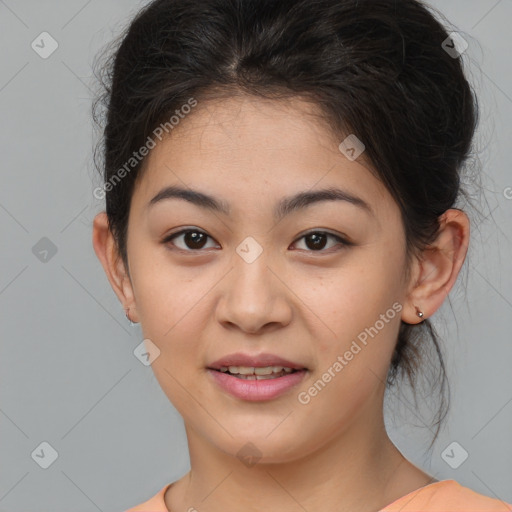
206, 369, 307, 401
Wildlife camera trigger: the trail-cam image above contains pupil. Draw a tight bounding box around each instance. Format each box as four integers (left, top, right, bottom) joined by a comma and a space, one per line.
185, 231, 206, 249
306, 233, 327, 250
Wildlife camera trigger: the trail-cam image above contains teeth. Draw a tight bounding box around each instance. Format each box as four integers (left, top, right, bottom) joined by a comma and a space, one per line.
255, 366, 278, 375
239, 366, 256, 375
235, 372, 288, 380
220, 365, 296, 376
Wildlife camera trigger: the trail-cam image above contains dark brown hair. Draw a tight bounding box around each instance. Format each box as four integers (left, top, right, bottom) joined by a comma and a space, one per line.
92, 0, 481, 451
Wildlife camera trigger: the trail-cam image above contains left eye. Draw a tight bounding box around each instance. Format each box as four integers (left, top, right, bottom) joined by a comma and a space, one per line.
163, 229, 349, 253
292, 231, 348, 252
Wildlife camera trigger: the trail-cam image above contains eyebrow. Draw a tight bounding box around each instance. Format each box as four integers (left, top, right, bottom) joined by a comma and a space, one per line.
147, 185, 374, 220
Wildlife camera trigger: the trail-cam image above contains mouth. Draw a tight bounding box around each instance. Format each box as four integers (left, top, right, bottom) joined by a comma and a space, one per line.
208, 365, 304, 380
206, 352, 309, 400
207, 352, 307, 373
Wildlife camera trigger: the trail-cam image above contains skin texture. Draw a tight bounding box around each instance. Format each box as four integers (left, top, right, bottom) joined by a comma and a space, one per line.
92, 95, 470, 512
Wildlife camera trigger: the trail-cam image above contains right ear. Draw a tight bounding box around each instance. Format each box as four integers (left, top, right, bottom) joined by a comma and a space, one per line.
92, 211, 139, 322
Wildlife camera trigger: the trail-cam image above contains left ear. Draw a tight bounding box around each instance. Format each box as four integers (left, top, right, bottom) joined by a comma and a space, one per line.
401, 209, 470, 324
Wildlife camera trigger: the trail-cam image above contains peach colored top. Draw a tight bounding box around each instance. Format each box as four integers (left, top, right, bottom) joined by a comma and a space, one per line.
125, 479, 512, 512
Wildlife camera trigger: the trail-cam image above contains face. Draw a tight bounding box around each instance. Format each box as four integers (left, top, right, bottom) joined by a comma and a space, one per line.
120, 95, 411, 463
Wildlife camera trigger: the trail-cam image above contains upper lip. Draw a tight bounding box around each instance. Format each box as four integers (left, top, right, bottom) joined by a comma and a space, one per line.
207, 352, 307, 370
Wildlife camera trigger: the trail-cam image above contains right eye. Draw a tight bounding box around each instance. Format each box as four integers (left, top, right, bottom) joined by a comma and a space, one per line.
162, 229, 220, 252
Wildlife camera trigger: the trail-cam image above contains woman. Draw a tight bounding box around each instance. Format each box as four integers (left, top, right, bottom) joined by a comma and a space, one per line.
91, 0, 511, 510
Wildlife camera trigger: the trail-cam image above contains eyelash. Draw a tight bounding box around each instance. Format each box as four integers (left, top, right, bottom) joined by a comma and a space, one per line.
161, 228, 352, 254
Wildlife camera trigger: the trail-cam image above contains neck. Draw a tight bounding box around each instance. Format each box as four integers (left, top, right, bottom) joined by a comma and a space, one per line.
165, 387, 433, 512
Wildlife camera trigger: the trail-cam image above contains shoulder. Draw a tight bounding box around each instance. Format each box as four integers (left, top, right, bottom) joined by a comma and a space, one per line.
123, 482, 172, 512
382, 479, 512, 512
123, 479, 512, 512
434, 480, 512, 511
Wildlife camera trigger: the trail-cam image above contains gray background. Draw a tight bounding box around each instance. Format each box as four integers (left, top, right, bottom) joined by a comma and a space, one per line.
0, 1, 510, 510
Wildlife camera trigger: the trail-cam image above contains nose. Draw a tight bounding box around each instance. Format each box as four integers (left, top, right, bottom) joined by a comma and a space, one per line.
214, 251, 293, 335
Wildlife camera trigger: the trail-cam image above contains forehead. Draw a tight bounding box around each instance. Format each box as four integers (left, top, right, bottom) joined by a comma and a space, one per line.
154, 95, 342, 158
132, 95, 393, 218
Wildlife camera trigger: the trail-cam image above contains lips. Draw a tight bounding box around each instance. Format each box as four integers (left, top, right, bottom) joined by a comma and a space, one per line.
206, 352, 309, 401
207, 352, 307, 371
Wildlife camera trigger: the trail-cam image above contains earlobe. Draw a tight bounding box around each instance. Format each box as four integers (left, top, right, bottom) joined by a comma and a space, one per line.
92, 212, 139, 322
402, 209, 470, 324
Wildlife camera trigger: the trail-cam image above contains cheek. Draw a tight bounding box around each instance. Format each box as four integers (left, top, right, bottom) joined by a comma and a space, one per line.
295, 249, 405, 367
127, 237, 207, 337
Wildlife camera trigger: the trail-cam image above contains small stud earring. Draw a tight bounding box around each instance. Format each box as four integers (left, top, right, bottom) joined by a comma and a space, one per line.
125, 307, 136, 326
415, 306, 424, 319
